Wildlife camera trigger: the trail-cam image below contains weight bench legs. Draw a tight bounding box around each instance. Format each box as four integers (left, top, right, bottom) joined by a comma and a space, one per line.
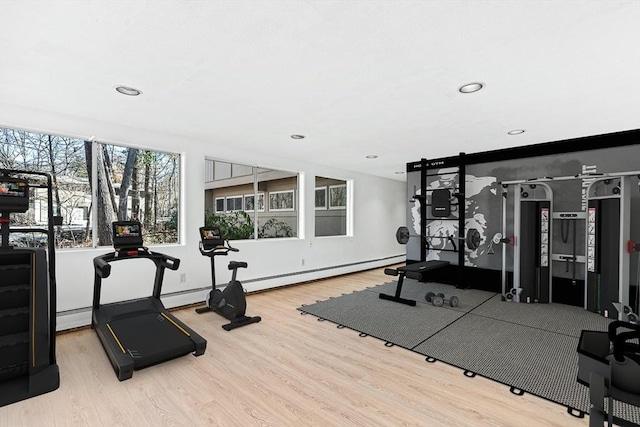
379, 272, 417, 306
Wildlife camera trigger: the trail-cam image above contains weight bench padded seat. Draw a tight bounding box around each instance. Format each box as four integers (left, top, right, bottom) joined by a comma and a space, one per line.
380, 261, 450, 306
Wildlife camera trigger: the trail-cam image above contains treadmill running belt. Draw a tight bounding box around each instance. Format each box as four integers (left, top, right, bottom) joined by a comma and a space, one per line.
107, 312, 196, 370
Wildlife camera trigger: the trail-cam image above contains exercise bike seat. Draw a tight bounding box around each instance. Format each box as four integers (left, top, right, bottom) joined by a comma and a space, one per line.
228, 261, 247, 270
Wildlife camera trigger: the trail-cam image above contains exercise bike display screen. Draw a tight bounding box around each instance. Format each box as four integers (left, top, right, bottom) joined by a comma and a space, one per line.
0, 178, 29, 213
200, 227, 224, 250
113, 221, 144, 248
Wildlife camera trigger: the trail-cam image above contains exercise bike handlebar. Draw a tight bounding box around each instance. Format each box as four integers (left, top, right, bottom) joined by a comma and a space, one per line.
199, 240, 239, 257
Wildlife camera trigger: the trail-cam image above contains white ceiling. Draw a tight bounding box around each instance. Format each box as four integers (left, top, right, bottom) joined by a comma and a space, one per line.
1, 1, 639, 180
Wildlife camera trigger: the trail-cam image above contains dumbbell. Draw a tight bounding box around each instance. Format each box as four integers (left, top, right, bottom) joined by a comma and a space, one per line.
425, 292, 459, 307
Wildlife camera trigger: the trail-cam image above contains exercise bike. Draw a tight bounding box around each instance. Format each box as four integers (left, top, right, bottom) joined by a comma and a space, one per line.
195, 227, 261, 331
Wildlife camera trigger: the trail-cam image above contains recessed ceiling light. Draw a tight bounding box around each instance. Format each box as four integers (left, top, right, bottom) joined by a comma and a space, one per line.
366, 155, 378, 159
508, 129, 526, 135
290, 134, 305, 139
458, 82, 484, 93
115, 86, 142, 96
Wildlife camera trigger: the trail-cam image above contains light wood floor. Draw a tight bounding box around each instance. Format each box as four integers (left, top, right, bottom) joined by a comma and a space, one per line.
1, 266, 590, 427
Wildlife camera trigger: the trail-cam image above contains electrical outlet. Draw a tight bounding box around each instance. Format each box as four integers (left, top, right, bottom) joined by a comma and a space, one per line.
180, 273, 186, 283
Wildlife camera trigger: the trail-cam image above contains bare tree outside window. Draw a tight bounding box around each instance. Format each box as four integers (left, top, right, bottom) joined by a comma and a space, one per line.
0, 127, 180, 248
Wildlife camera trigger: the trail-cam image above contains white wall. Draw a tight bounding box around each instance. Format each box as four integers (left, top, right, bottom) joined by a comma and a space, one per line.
0, 104, 406, 330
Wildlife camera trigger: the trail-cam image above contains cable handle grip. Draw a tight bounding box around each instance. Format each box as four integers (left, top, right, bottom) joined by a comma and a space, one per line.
199, 242, 230, 256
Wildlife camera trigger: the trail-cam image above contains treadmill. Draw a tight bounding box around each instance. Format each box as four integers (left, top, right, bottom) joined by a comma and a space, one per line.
92, 221, 206, 381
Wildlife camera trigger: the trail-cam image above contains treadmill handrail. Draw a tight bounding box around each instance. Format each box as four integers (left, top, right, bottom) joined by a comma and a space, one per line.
92, 250, 181, 310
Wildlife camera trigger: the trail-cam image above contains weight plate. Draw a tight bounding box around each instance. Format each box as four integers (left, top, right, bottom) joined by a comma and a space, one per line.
466, 228, 481, 250
425, 292, 435, 303
437, 293, 445, 298
432, 296, 444, 307
450, 296, 459, 307
396, 226, 410, 244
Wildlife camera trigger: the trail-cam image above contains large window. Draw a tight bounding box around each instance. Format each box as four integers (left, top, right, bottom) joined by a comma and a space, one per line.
315, 177, 348, 237
95, 143, 179, 246
0, 127, 180, 248
204, 159, 298, 239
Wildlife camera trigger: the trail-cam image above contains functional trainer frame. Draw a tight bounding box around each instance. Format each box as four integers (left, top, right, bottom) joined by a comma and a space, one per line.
500, 171, 639, 316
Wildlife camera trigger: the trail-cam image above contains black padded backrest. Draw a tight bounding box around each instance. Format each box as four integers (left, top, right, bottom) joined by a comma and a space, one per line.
431, 189, 451, 217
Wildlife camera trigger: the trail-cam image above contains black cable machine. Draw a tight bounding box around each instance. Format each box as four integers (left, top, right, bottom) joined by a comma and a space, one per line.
92, 221, 206, 381
0, 169, 60, 407
499, 171, 639, 314
499, 181, 553, 303
585, 175, 635, 319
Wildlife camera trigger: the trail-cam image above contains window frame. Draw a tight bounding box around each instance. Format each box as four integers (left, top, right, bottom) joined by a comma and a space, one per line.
225, 195, 243, 212
268, 189, 295, 212
315, 187, 327, 210
244, 192, 265, 213
0, 126, 182, 249
328, 184, 347, 210
215, 197, 225, 213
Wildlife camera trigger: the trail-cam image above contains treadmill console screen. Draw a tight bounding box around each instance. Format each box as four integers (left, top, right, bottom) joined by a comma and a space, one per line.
113, 221, 144, 248
200, 227, 224, 250
0, 178, 29, 213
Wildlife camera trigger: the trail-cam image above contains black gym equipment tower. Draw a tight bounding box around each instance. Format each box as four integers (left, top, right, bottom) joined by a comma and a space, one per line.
92, 221, 206, 381
410, 155, 467, 286
504, 181, 554, 303
0, 169, 60, 407
585, 175, 634, 319
381, 155, 469, 305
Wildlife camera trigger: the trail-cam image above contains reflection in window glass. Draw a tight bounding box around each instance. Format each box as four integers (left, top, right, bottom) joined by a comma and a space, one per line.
268, 190, 294, 211
226, 196, 243, 212
215, 198, 225, 213
244, 193, 264, 212
204, 159, 298, 239
329, 184, 347, 209
315, 187, 327, 210
315, 177, 347, 237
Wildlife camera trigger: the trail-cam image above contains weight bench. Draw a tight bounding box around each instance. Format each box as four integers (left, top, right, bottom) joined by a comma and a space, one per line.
380, 260, 450, 306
